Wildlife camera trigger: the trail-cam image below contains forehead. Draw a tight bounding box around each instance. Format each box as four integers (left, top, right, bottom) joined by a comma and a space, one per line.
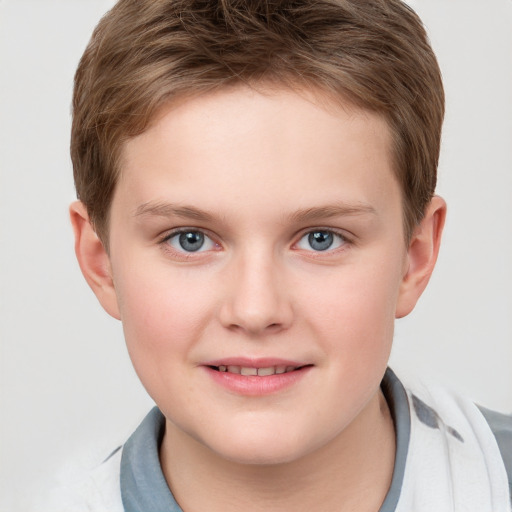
115, 85, 398, 222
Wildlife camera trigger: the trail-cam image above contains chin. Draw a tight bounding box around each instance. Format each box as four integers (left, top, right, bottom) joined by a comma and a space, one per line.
205, 429, 314, 467
219, 447, 304, 466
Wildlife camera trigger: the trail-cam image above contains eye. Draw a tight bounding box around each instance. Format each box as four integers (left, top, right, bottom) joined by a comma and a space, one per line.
295, 230, 347, 252
165, 230, 217, 253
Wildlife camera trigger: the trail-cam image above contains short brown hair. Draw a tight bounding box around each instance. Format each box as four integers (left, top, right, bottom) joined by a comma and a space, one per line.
72, 0, 444, 245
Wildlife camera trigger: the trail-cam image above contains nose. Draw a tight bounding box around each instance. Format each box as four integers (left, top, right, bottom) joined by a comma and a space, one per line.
218, 250, 293, 336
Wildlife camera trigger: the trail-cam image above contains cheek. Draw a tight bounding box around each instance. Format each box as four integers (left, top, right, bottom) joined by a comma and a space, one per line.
114, 263, 216, 368
301, 259, 402, 354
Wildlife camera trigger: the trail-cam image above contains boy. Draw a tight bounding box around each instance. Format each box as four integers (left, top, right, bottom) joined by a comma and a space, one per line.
65, 0, 511, 510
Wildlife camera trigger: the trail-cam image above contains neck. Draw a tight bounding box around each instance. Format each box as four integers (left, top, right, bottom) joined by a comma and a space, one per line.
160, 389, 396, 512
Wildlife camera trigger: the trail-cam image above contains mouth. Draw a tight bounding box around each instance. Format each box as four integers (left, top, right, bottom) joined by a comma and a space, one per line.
203, 360, 313, 395
207, 364, 311, 376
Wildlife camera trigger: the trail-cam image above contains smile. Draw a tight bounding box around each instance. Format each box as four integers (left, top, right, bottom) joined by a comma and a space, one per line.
211, 365, 304, 376
204, 360, 313, 395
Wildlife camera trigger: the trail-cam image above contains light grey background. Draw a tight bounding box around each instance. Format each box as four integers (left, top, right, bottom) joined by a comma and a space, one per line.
1, 0, 511, 510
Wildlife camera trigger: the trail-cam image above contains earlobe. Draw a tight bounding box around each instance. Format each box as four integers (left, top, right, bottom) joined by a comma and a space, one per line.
69, 201, 121, 320
395, 196, 447, 319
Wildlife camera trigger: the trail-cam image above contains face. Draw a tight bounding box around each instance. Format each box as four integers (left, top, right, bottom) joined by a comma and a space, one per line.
107, 86, 409, 464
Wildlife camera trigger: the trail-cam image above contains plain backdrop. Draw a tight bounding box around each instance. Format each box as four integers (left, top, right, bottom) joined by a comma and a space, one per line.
1, 0, 511, 510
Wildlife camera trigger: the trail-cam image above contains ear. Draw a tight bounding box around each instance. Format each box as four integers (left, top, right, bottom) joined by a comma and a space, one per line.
69, 201, 121, 320
395, 196, 447, 319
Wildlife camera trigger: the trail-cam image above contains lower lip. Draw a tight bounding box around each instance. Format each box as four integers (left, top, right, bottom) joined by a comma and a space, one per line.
203, 366, 312, 396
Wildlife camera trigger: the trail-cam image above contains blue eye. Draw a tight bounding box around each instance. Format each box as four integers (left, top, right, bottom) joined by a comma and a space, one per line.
296, 230, 346, 252
166, 230, 216, 253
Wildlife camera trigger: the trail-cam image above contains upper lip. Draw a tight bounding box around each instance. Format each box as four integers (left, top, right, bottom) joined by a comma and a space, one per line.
202, 357, 308, 369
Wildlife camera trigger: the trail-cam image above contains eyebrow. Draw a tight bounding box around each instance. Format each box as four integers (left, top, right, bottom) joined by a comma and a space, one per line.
134, 201, 215, 222
134, 200, 376, 223
288, 203, 377, 223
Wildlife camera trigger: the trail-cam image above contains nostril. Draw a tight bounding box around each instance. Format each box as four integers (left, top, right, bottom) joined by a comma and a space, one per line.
218, 290, 294, 334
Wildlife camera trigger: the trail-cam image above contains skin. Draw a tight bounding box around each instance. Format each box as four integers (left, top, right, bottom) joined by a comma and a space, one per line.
71, 86, 446, 511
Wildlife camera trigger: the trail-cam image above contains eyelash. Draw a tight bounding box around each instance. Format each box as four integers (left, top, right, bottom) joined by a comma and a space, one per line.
294, 229, 351, 254
157, 227, 352, 257
158, 229, 219, 257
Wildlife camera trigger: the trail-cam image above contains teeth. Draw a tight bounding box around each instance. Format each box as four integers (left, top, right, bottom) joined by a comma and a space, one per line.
257, 367, 276, 376
240, 367, 258, 376
217, 365, 299, 376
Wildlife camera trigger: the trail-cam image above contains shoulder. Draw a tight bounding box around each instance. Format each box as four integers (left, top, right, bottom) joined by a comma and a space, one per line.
34, 446, 124, 512
391, 372, 512, 509
478, 405, 512, 493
